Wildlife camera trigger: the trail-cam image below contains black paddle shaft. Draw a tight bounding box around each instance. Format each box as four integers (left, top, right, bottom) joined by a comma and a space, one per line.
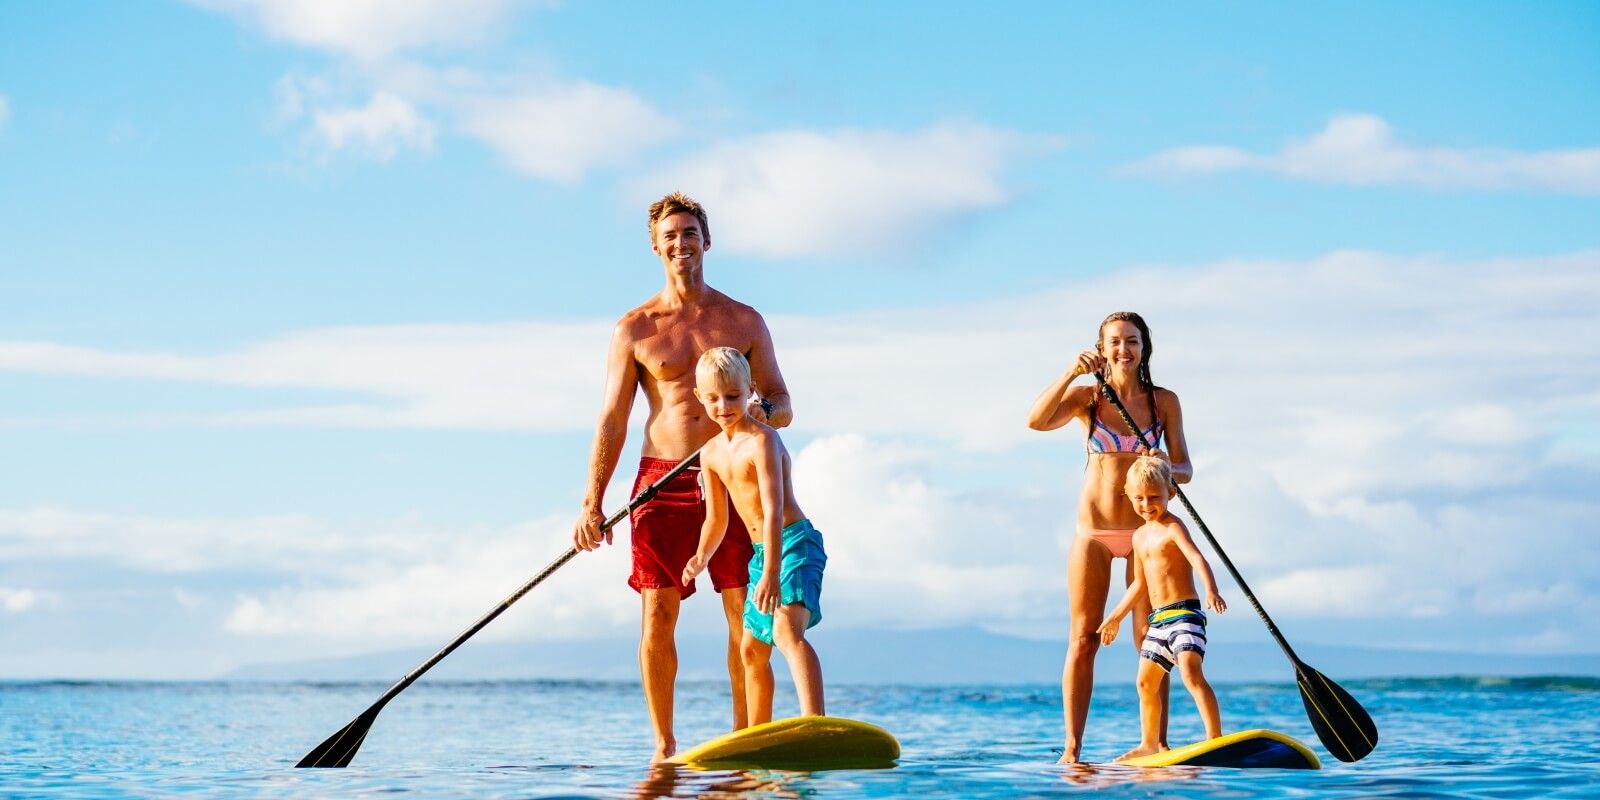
296, 451, 703, 768
1091, 374, 1301, 662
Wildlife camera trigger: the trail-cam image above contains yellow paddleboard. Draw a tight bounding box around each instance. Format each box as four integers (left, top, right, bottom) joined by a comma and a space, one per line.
1120, 729, 1320, 769
670, 716, 900, 770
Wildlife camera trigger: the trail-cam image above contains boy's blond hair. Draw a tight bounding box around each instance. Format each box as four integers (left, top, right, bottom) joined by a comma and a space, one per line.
1125, 455, 1173, 494
648, 191, 710, 241
696, 346, 751, 391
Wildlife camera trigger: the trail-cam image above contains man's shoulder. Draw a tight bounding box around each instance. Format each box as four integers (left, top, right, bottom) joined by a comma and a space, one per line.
706, 289, 763, 321
614, 296, 669, 333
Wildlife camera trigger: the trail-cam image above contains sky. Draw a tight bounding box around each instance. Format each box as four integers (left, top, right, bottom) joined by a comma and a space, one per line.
1, 1, 1597, 679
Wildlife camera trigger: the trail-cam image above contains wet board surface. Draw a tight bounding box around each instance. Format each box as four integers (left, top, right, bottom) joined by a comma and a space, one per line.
670, 716, 900, 770
1119, 729, 1321, 769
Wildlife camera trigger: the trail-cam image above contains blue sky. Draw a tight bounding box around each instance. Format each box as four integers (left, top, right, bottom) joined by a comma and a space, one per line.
1, 1, 1597, 678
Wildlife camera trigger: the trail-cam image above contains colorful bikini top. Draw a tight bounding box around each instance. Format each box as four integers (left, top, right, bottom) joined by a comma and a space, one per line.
1085, 391, 1163, 454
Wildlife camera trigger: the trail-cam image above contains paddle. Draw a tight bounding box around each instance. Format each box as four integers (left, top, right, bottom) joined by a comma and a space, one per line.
1093, 373, 1378, 762
295, 452, 704, 768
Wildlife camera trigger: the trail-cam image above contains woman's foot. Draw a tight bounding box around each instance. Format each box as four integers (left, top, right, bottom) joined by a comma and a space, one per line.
1114, 743, 1164, 762
650, 738, 676, 764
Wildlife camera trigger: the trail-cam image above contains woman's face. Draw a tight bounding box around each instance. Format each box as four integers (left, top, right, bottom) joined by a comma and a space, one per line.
1098, 320, 1143, 376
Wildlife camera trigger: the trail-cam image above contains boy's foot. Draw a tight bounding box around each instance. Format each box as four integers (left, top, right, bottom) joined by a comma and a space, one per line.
1056, 752, 1080, 765
1114, 744, 1164, 762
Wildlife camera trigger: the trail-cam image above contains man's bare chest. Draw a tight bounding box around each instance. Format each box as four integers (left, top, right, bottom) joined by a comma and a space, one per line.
635, 323, 750, 383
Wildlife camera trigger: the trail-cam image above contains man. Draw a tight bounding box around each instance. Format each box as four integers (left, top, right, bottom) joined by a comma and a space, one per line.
573, 192, 793, 762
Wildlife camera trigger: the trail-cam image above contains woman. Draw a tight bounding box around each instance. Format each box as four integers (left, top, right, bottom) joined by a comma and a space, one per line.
1028, 311, 1192, 764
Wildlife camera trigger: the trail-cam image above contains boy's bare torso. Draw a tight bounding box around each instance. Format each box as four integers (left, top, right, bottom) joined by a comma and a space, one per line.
1132, 516, 1201, 608
624, 290, 766, 460
702, 427, 805, 540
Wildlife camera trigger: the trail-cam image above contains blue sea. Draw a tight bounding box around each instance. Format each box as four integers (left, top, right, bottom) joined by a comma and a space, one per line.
3, 677, 1598, 798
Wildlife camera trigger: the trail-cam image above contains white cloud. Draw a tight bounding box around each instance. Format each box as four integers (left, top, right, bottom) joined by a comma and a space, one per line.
3, 251, 1597, 472
311, 91, 435, 160
641, 121, 1058, 258
792, 434, 1064, 630
220, 513, 640, 644
1126, 113, 1600, 194
0, 320, 609, 431
458, 82, 679, 182
199, 2, 673, 181
189, 0, 531, 62
0, 507, 428, 574
1, 587, 39, 612
0, 95, 10, 129
3, 250, 1599, 649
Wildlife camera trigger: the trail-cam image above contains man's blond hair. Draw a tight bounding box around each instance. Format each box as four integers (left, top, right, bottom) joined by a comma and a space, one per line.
648, 192, 710, 241
696, 346, 751, 391
1125, 455, 1173, 493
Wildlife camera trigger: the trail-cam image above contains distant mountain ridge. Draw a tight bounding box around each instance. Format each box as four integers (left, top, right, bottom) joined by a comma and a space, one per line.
223, 626, 1600, 684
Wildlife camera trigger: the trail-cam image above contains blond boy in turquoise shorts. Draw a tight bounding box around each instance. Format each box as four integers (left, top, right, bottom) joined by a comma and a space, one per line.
682, 347, 827, 724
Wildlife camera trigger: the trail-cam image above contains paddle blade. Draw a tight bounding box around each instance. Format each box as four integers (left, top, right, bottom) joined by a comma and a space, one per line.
1296, 663, 1378, 762
296, 707, 380, 768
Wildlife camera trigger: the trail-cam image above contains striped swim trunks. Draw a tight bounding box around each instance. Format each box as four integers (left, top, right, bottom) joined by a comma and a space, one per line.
1140, 598, 1207, 672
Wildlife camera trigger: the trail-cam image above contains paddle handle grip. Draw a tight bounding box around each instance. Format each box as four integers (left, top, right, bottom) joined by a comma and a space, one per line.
1093, 374, 1302, 665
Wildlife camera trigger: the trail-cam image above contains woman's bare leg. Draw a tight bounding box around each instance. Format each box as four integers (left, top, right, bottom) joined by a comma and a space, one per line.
1059, 535, 1112, 764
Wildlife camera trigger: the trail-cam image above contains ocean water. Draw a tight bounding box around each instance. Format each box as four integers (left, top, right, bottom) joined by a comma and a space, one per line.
3, 677, 1598, 798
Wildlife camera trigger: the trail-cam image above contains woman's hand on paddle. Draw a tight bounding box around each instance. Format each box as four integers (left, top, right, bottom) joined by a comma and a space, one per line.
573, 507, 609, 551
1071, 350, 1104, 379
681, 553, 708, 586
754, 574, 780, 615
1097, 615, 1122, 646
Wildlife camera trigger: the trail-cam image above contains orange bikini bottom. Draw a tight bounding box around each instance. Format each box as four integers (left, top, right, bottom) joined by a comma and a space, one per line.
1080, 527, 1136, 558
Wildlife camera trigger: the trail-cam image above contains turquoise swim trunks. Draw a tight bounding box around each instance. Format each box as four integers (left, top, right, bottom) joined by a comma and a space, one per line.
742, 518, 827, 646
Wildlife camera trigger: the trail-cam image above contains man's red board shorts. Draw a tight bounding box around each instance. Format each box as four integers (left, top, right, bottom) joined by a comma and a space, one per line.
629, 456, 755, 598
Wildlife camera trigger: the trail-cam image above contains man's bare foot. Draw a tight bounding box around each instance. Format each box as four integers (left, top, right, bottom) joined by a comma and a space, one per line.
1056, 746, 1081, 765
1114, 744, 1163, 762
650, 739, 676, 764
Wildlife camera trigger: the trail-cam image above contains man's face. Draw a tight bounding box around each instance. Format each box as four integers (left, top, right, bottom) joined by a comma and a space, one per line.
652, 211, 708, 277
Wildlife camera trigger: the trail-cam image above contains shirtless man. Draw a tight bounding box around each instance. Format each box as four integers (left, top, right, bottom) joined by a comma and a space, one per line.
573, 192, 793, 763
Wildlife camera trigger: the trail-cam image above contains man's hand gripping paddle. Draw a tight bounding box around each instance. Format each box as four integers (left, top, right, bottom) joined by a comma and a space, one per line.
1094, 373, 1377, 762
294, 452, 704, 768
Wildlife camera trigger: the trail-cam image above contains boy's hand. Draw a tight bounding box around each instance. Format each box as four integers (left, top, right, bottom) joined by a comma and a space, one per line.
1097, 616, 1121, 646
681, 554, 708, 586
754, 574, 780, 615
1206, 589, 1227, 614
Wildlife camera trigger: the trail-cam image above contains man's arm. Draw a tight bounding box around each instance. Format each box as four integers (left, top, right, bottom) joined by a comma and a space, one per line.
745, 314, 793, 428
573, 321, 639, 551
